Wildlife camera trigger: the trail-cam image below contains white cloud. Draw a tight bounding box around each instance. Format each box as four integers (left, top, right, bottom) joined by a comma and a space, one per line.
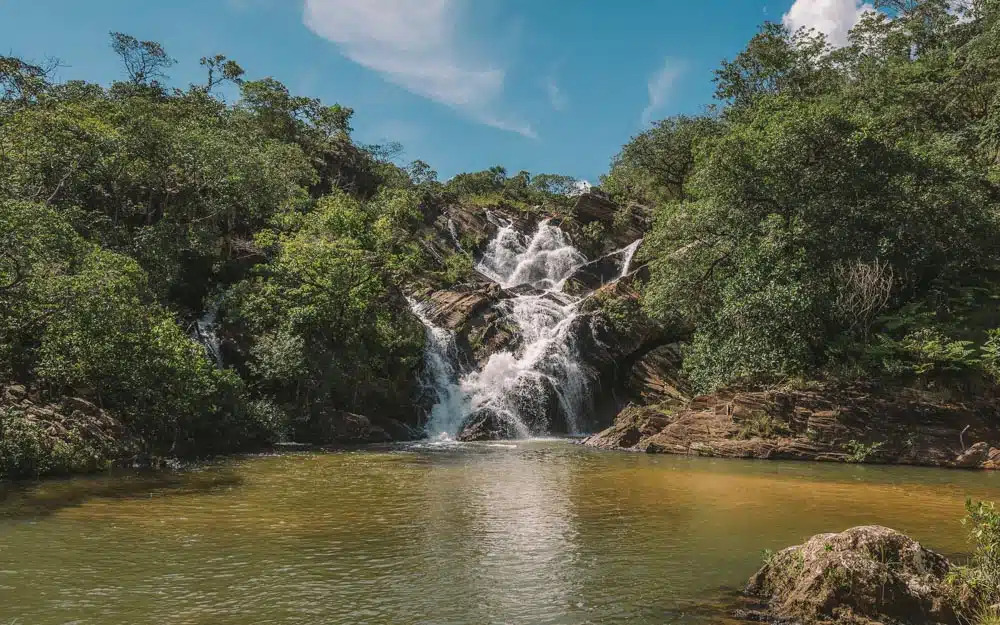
641, 58, 684, 126
782, 0, 875, 48
545, 78, 567, 111
303, 0, 535, 138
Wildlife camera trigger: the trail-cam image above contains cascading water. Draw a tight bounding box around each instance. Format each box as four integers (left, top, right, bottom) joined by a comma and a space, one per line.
192, 304, 224, 369
617, 238, 642, 278
411, 217, 642, 440
408, 297, 470, 437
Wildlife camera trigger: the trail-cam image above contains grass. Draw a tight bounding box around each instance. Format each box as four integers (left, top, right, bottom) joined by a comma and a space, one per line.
735, 411, 792, 440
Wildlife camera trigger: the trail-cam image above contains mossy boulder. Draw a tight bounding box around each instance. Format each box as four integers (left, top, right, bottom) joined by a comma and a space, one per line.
745, 525, 957, 625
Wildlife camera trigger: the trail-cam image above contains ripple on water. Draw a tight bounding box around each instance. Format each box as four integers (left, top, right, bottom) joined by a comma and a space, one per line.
1, 440, 999, 625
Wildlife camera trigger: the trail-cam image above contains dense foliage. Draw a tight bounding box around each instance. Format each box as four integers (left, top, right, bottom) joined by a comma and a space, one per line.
0, 37, 419, 474
609, 0, 1000, 392
0, 35, 584, 476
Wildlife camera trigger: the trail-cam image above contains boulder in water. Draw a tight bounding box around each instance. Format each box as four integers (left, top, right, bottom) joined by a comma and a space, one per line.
457, 408, 519, 441
309, 410, 422, 444
745, 525, 957, 625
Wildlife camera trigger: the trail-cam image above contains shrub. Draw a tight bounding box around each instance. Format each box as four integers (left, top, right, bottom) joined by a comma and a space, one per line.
952, 500, 1000, 616
735, 412, 791, 440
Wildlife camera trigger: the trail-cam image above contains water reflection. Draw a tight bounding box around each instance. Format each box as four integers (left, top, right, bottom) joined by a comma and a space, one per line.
1, 443, 999, 625
0, 469, 243, 520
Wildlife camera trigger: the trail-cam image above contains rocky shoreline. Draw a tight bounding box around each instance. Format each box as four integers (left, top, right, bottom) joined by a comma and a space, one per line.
582, 386, 1000, 470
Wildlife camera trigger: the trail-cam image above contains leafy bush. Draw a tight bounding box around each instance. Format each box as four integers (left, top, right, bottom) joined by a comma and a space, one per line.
952, 500, 1000, 617
982, 330, 1000, 383
735, 412, 791, 440
592, 291, 646, 337
442, 252, 475, 285
844, 440, 885, 463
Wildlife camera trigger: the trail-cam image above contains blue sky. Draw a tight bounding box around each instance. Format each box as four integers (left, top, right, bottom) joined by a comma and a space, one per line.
0, 0, 871, 183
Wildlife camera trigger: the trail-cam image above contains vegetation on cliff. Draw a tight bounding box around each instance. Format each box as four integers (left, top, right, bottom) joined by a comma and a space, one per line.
608, 0, 1000, 395
5, 0, 1000, 476
0, 35, 578, 477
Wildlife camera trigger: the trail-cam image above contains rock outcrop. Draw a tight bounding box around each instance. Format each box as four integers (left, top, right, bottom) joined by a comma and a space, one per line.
565, 192, 651, 254
308, 410, 422, 445
744, 525, 957, 625
0, 383, 138, 478
583, 385, 1000, 469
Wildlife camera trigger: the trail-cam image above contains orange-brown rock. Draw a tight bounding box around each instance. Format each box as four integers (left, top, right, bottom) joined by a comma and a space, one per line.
583, 385, 1000, 469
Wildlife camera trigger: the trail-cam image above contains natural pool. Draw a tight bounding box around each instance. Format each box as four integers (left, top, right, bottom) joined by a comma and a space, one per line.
2, 440, 999, 625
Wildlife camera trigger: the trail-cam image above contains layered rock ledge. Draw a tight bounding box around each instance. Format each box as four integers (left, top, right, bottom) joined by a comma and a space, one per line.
1, 383, 138, 477
583, 386, 1000, 470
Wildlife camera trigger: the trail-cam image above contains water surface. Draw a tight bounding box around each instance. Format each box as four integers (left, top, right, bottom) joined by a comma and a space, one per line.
2, 440, 999, 624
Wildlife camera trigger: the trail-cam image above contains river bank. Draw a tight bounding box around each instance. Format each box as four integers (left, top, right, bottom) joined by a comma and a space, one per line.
6, 375, 998, 481
583, 384, 1000, 470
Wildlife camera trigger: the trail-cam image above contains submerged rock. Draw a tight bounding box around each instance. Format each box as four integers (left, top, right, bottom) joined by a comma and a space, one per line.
745, 525, 957, 625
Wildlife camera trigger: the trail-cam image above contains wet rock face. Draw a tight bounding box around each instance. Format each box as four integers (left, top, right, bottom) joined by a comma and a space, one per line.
746, 525, 957, 625
420, 283, 502, 331
563, 255, 628, 296
457, 408, 519, 441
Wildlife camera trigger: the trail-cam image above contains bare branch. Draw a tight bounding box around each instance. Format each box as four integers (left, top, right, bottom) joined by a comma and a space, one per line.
834, 258, 895, 336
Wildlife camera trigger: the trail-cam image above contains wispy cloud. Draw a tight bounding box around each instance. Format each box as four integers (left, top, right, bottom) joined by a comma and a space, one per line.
782, 0, 874, 47
545, 77, 567, 111
641, 58, 684, 126
302, 0, 535, 138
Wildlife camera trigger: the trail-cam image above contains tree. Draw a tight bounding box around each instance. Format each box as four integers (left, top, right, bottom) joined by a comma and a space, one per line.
643, 98, 998, 390
713, 22, 840, 112
406, 159, 438, 187
0, 56, 52, 106
109, 32, 175, 85
200, 54, 245, 92
530, 173, 578, 196
602, 115, 720, 206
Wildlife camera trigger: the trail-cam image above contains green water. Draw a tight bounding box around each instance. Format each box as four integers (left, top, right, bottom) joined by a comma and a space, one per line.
2, 440, 1000, 625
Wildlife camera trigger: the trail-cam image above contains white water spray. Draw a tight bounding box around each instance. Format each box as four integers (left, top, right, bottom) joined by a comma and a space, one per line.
408, 297, 469, 439
192, 304, 224, 369
412, 218, 642, 439
617, 238, 642, 278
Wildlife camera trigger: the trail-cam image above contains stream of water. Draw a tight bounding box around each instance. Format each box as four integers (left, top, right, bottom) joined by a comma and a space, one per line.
413, 218, 640, 439
2, 441, 998, 625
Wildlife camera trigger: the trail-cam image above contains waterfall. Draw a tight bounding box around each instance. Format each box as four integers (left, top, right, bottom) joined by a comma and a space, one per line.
411, 218, 642, 440
192, 304, 224, 369
618, 238, 642, 278
447, 218, 463, 250
408, 297, 470, 438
